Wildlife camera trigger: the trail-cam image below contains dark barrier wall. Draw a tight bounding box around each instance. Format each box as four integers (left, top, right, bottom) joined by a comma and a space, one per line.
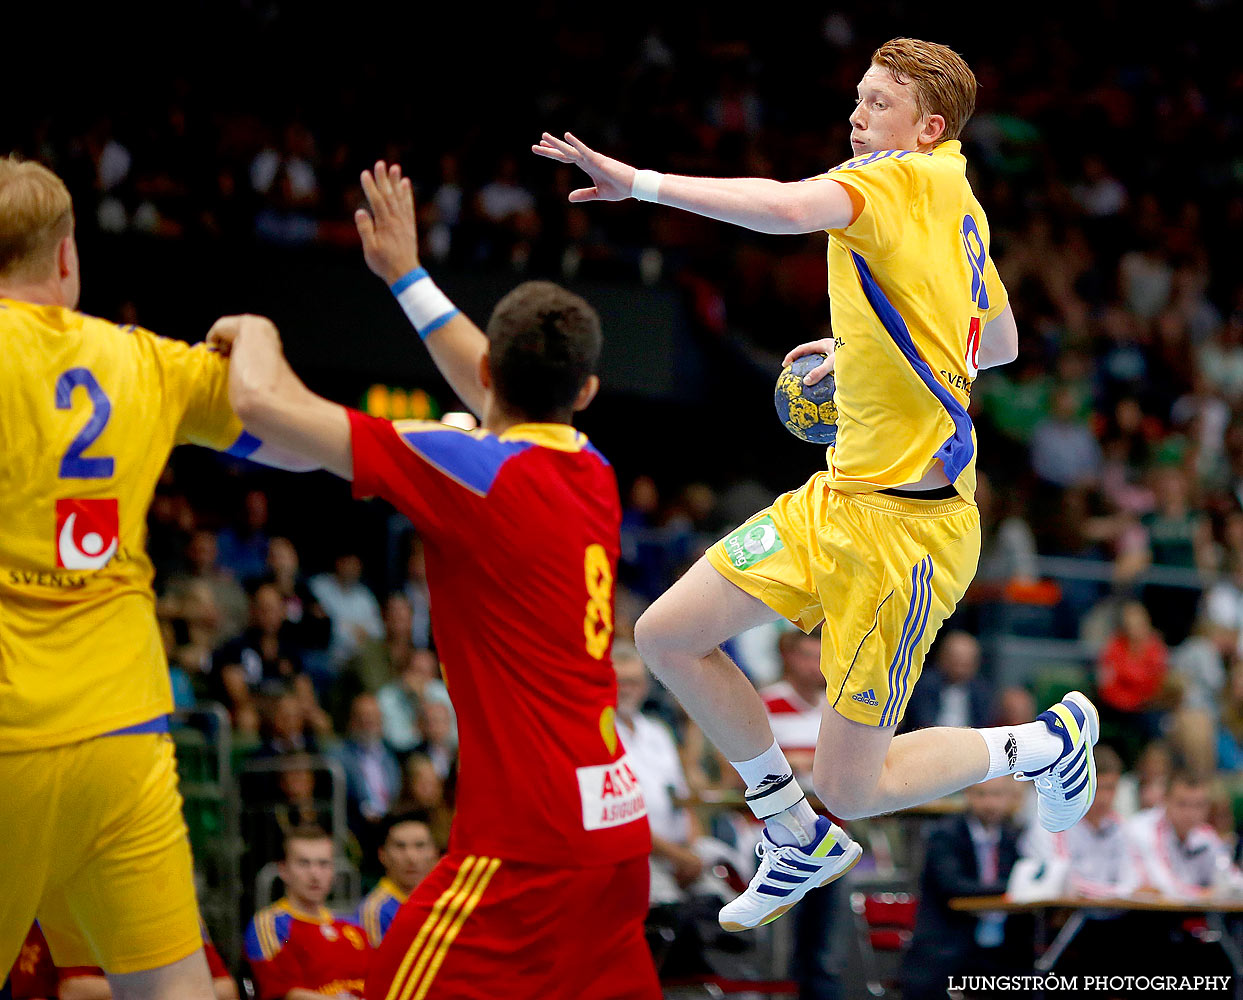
75, 234, 829, 495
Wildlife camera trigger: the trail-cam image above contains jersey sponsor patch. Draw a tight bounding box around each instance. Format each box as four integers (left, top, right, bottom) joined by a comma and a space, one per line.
723, 515, 785, 571
55, 498, 119, 570
577, 754, 648, 831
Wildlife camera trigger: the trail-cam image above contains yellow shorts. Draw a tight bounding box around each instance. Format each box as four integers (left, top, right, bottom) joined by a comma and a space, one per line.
0, 733, 202, 975
707, 473, 981, 728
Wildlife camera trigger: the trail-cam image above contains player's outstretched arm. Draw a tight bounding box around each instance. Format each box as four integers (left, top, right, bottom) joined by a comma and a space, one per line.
532, 131, 855, 235
356, 160, 489, 417
209, 315, 353, 480
977, 303, 1018, 370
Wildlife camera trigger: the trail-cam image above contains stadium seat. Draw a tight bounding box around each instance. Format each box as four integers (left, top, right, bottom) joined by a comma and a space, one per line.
850, 890, 918, 998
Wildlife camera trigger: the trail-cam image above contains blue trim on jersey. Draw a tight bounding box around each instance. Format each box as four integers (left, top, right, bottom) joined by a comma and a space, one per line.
379, 896, 400, 939
226, 429, 263, 459
103, 715, 170, 737
391, 267, 429, 296
583, 440, 612, 467
849, 252, 975, 483
398, 427, 535, 496
243, 918, 265, 961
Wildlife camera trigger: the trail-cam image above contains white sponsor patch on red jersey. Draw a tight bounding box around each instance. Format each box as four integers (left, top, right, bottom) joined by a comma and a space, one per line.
577, 754, 648, 831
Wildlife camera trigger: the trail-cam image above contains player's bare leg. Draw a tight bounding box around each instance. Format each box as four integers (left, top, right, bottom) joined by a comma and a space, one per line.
107, 948, 215, 1000
636, 558, 861, 930
813, 691, 1099, 830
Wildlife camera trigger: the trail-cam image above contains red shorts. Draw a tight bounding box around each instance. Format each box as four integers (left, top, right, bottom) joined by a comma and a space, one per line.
365, 852, 660, 1000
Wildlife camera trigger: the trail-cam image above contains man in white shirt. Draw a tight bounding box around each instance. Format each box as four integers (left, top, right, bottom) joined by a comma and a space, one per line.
1021, 745, 1137, 898
308, 550, 383, 670
1125, 771, 1241, 900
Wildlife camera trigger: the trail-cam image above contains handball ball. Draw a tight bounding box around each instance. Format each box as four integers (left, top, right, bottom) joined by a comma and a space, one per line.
775, 354, 837, 445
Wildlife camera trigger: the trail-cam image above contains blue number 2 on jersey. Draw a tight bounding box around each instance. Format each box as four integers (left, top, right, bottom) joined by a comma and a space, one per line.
55, 368, 115, 479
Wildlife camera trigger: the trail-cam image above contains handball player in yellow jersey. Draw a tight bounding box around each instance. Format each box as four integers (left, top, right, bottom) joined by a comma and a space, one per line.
536, 37, 1100, 929
0, 158, 314, 998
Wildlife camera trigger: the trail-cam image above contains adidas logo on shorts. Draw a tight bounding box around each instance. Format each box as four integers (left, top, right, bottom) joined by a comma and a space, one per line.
851, 688, 879, 707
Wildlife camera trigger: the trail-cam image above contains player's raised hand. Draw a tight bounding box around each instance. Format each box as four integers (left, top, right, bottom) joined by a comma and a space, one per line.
532, 132, 636, 202
782, 338, 837, 385
355, 160, 420, 285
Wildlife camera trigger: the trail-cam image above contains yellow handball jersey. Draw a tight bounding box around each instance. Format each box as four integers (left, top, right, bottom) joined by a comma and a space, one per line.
0, 298, 255, 751
814, 139, 1009, 503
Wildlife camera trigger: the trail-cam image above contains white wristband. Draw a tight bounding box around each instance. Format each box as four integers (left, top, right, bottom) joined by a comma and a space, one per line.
631, 169, 664, 204
390, 268, 459, 339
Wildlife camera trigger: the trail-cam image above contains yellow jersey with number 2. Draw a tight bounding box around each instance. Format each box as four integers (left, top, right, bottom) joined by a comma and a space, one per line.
812, 139, 1009, 503
0, 297, 255, 751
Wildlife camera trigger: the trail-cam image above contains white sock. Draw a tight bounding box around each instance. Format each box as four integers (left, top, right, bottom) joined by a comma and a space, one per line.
731, 741, 819, 847
978, 721, 1065, 780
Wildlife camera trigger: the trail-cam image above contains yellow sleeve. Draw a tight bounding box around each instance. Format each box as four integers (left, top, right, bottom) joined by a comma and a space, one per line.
982, 255, 1009, 323
144, 331, 248, 452
819, 152, 918, 260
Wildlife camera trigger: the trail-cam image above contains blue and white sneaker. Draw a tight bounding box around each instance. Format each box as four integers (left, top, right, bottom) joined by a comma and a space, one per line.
1016, 691, 1100, 833
718, 816, 862, 932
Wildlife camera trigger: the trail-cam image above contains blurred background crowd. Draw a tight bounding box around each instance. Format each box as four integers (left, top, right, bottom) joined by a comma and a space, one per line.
7, 0, 1243, 995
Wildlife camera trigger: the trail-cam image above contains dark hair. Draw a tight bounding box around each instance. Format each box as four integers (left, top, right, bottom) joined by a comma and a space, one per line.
1094, 744, 1123, 776
1169, 769, 1209, 792
486, 281, 602, 422
379, 808, 433, 847
283, 823, 331, 859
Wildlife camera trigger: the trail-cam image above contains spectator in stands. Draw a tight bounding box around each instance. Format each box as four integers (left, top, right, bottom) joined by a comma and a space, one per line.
1125, 771, 1242, 898
900, 777, 1031, 1000
355, 810, 439, 948
1096, 600, 1170, 751
902, 631, 993, 733
245, 826, 370, 1000
613, 643, 707, 904
399, 754, 454, 851
331, 593, 416, 730
255, 689, 328, 757
400, 534, 433, 649
217, 487, 272, 584
265, 536, 332, 670
250, 123, 320, 246
308, 549, 383, 673
1218, 659, 1243, 771
1021, 745, 1135, 896
993, 686, 1037, 727
1029, 384, 1103, 489
1140, 465, 1215, 643
212, 582, 306, 728
413, 699, 458, 785
167, 527, 248, 642
334, 693, 402, 861
376, 647, 452, 755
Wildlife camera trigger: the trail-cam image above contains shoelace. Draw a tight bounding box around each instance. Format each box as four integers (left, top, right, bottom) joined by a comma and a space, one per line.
753, 839, 824, 881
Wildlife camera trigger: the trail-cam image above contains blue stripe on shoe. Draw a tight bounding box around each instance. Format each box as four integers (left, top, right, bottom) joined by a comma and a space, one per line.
1064, 772, 1091, 800
827, 842, 845, 857
787, 859, 824, 873
1063, 698, 1087, 731
1038, 709, 1074, 758
1063, 749, 1088, 783
768, 871, 810, 885
758, 884, 796, 898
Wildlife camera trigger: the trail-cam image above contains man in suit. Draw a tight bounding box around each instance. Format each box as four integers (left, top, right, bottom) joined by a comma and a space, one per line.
333, 693, 402, 869
900, 777, 1032, 999
901, 630, 994, 733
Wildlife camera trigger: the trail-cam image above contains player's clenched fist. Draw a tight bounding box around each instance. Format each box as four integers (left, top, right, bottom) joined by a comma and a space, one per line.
205, 313, 280, 357
355, 160, 420, 285
782, 338, 836, 385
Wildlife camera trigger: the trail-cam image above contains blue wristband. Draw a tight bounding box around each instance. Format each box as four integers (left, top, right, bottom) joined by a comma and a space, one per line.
390, 267, 428, 296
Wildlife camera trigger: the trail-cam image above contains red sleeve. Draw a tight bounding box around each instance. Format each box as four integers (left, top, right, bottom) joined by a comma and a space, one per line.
203, 940, 230, 980
249, 947, 301, 1000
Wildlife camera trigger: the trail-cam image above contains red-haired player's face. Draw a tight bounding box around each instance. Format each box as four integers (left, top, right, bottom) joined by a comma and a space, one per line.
848, 65, 928, 156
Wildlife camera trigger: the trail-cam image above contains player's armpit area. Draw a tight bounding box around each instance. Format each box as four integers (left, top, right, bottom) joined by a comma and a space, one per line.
233, 387, 353, 481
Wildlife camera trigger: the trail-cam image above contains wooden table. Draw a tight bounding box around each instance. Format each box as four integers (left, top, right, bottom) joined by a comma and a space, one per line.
950, 894, 1243, 986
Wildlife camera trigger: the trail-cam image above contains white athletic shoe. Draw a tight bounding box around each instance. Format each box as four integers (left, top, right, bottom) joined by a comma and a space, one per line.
1016, 690, 1100, 833
718, 816, 862, 932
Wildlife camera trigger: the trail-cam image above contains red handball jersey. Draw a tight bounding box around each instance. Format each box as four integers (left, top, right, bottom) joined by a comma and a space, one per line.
245, 899, 370, 1000
349, 412, 650, 867
9, 925, 57, 1000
